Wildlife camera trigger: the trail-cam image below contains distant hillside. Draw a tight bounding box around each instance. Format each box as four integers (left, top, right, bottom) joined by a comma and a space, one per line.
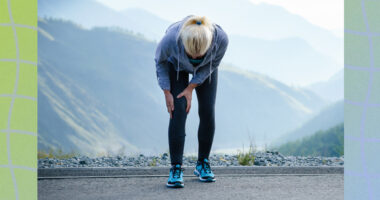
38, 59, 139, 155
38, 0, 171, 41
225, 35, 339, 86
38, 18, 163, 155
271, 100, 343, 147
307, 69, 343, 102
275, 123, 344, 157
38, 18, 326, 155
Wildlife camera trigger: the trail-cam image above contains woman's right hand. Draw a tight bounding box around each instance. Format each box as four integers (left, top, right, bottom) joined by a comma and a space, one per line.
164, 90, 174, 118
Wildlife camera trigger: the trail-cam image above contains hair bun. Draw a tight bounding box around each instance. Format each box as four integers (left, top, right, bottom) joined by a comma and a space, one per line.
179, 15, 214, 57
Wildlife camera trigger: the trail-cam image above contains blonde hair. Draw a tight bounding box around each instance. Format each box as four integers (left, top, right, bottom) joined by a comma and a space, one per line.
179, 16, 214, 57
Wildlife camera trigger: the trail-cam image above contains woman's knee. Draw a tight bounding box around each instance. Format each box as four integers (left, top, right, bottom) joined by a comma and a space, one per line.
172, 97, 187, 117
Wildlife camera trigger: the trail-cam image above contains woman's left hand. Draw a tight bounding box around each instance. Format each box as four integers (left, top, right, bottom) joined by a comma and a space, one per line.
177, 83, 197, 113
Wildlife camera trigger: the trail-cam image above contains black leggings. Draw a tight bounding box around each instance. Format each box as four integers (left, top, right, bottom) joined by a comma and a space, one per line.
168, 64, 218, 165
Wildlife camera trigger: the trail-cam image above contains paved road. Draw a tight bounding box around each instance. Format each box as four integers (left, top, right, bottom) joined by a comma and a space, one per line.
39, 174, 343, 200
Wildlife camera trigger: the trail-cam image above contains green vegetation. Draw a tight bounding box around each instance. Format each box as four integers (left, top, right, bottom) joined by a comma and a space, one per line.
148, 158, 157, 166
237, 142, 256, 166
189, 155, 197, 162
275, 123, 344, 157
38, 148, 79, 159
272, 101, 343, 147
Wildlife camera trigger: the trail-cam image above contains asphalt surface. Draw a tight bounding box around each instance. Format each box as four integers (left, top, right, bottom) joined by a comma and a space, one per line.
38, 167, 343, 200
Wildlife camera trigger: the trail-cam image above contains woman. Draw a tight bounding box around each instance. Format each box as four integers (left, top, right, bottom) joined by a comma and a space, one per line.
155, 15, 228, 188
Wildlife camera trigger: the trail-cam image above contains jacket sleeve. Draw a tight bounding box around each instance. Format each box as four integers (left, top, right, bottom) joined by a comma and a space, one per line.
154, 34, 172, 91
190, 30, 229, 85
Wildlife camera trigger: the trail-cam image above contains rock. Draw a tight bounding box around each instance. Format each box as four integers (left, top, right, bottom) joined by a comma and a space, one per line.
37, 152, 344, 168
254, 160, 260, 165
79, 160, 87, 165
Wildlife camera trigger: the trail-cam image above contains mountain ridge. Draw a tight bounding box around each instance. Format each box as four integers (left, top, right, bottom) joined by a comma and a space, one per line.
271, 100, 344, 147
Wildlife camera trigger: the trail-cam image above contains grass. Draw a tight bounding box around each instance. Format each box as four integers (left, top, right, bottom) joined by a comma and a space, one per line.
38, 148, 80, 159
148, 158, 157, 166
95, 152, 111, 158
237, 142, 256, 166
189, 155, 197, 161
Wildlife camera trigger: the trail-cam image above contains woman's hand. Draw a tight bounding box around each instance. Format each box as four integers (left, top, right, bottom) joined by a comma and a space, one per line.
164, 90, 174, 118
177, 83, 198, 113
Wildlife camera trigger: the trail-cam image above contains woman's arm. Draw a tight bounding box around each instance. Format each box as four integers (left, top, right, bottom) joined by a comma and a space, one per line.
155, 32, 175, 117
155, 34, 172, 91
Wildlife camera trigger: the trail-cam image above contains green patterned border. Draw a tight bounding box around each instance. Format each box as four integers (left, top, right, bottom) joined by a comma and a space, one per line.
0, 0, 37, 199
345, 0, 380, 199
0, 0, 379, 199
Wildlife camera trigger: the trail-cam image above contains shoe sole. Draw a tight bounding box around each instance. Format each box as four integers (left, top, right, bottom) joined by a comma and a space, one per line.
166, 182, 184, 188
194, 169, 216, 182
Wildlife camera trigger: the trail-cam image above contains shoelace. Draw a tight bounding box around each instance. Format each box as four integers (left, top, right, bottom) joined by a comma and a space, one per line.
172, 167, 184, 179
202, 162, 212, 174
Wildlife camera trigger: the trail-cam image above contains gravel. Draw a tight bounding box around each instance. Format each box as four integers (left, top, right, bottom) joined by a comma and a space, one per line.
38, 151, 344, 168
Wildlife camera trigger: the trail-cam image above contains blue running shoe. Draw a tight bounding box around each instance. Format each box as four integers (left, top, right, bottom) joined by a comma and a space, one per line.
166, 164, 184, 188
194, 158, 215, 182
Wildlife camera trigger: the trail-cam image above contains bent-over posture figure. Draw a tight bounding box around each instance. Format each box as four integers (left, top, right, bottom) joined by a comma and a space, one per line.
155, 15, 228, 188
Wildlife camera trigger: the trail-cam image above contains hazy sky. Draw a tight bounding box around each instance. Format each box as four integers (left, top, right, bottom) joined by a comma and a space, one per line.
96, 0, 343, 34
250, 0, 343, 32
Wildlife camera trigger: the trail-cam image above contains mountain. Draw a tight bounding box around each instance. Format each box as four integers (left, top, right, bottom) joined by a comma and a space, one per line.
38, 18, 327, 155
38, 0, 171, 41
213, 66, 328, 149
38, 59, 139, 155
38, 18, 166, 155
275, 123, 344, 157
271, 100, 344, 147
119, 8, 171, 42
307, 69, 344, 102
39, 0, 342, 86
224, 35, 338, 86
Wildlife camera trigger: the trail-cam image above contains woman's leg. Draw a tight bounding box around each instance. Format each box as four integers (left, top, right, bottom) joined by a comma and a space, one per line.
168, 65, 189, 165
195, 69, 218, 161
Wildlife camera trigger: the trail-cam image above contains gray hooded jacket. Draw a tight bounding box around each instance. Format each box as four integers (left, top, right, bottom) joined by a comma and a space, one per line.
155, 15, 229, 91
